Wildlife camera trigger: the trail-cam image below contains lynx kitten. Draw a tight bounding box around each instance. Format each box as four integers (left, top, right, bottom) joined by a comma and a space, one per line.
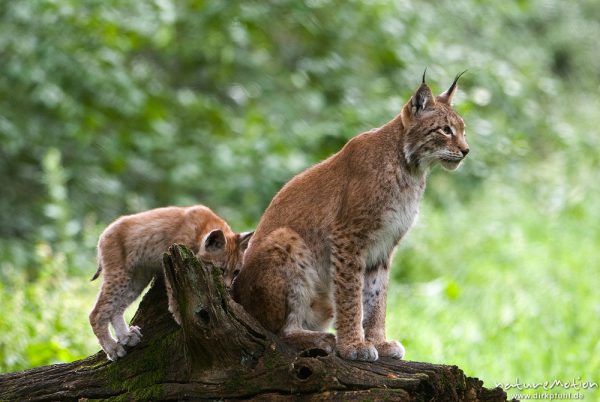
232, 72, 469, 361
90, 205, 252, 361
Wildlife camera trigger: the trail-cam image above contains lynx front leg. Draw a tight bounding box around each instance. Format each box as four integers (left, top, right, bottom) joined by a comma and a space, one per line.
363, 261, 405, 359
331, 240, 378, 361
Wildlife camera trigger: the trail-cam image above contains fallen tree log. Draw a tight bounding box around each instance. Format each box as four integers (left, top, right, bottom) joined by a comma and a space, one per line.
0, 245, 511, 401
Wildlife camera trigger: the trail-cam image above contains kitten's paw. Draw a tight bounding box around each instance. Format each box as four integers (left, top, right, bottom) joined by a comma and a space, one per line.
375, 340, 405, 359
117, 326, 143, 347
104, 342, 127, 361
130, 325, 143, 339
337, 341, 379, 361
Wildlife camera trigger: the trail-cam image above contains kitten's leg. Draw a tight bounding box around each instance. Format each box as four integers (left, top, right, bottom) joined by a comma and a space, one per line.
331, 235, 378, 361
111, 310, 142, 348
89, 285, 126, 361
363, 261, 405, 359
110, 279, 145, 348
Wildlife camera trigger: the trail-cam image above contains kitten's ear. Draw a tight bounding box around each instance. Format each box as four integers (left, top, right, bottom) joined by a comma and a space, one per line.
203, 229, 226, 252
403, 70, 435, 122
437, 70, 467, 105
237, 231, 254, 252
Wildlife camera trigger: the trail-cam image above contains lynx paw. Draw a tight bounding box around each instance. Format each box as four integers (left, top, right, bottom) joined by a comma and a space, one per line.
375, 340, 405, 359
104, 341, 127, 361
117, 326, 143, 347
282, 331, 336, 354
337, 340, 379, 361
312, 333, 336, 354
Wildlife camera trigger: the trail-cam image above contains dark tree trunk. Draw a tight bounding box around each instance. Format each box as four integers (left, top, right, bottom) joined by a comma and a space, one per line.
0, 245, 512, 401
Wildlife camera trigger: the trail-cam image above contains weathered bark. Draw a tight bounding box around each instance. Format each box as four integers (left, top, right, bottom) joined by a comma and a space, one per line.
0, 245, 511, 401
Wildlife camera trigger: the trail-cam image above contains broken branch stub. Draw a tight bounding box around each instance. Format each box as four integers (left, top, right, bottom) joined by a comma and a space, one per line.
162, 244, 283, 372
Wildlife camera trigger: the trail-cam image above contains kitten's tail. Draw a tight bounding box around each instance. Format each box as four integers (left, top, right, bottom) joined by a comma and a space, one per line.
91, 263, 102, 281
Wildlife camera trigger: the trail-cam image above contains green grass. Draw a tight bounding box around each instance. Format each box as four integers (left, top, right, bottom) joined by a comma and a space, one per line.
386, 170, 600, 399
1, 166, 598, 401
0, 247, 98, 370
0, 242, 138, 372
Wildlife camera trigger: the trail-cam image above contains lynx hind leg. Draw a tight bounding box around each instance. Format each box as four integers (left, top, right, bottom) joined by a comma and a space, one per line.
90, 263, 147, 360
110, 271, 152, 349
269, 228, 336, 353
362, 263, 404, 359
281, 329, 336, 354
89, 287, 127, 361
111, 307, 142, 348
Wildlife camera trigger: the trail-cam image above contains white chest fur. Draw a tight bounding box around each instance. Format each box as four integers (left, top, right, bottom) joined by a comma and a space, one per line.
363, 177, 424, 268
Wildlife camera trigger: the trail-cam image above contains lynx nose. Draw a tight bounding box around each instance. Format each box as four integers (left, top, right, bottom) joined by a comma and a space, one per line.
460, 148, 470, 157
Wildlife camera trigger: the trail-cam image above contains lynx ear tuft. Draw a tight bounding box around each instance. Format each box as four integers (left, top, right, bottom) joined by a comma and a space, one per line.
204, 229, 226, 252
237, 231, 254, 252
410, 83, 435, 116
401, 75, 436, 125
438, 70, 467, 105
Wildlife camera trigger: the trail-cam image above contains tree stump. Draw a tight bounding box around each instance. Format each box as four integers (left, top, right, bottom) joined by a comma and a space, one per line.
0, 245, 511, 401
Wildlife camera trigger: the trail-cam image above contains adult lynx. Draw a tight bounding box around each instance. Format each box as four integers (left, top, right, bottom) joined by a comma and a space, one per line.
90, 205, 252, 361
232, 72, 469, 361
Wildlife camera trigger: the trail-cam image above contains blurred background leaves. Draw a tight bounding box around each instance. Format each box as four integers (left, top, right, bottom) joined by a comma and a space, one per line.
0, 0, 598, 394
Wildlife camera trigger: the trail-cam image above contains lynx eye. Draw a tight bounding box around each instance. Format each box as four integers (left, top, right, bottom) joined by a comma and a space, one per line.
442, 126, 453, 136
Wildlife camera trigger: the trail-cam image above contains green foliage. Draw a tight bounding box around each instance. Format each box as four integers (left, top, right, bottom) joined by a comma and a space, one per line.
0, 243, 98, 370
0, 0, 598, 395
388, 177, 600, 394
3, 0, 597, 240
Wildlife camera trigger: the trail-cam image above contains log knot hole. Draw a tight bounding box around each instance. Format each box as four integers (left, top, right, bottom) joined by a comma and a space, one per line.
292, 358, 321, 382
296, 365, 313, 380
195, 307, 210, 325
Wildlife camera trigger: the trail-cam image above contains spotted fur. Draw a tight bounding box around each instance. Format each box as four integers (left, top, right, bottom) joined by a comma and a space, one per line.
232, 74, 469, 361
90, 205, 252, 361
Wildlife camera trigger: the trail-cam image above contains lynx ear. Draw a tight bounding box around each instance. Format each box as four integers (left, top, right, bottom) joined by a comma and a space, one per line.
402, 81, 435, 124
237, 231, 254, 252
203, 229, 226, 252
437, 70, 467, 105
411, 83, 435, 113
404, 69, 435, 121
